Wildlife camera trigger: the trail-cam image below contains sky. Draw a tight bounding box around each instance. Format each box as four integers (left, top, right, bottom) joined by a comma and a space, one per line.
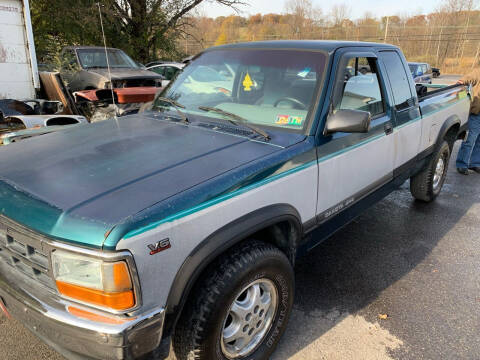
197, 0, 443, 20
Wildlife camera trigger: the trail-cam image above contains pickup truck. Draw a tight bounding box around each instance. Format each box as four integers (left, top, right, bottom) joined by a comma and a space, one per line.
408, 61, 434, 84
0, 41, 470, 360
60, 46, 164, 92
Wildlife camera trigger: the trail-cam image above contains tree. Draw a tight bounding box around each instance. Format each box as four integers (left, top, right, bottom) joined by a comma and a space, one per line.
284, 0, 323, 38
215, 32, 228, 45
330, 3, 351, 26
31, 0, 245, 62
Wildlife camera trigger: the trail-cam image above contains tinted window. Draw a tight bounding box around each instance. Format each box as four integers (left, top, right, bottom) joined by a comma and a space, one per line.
379, 51, 413, 110
151, 66, 165, 76
164, 66, 179, 80
334, 57, 384, 117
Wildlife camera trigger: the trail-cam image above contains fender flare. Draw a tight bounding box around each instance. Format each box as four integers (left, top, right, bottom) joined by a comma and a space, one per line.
162, 203, 303, 336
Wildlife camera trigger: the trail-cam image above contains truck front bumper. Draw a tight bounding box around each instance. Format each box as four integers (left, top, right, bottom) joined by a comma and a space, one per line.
0, 260, 165, 360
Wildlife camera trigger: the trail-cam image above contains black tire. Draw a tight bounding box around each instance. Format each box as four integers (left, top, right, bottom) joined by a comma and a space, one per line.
173, 240, 294, 360
410, 140, 451, 202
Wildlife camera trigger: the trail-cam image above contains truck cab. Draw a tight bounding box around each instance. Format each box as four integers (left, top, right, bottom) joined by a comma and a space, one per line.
0, 41, 470, 360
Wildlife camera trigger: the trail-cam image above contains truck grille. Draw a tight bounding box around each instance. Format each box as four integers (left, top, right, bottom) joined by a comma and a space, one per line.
0, 216, 55, 289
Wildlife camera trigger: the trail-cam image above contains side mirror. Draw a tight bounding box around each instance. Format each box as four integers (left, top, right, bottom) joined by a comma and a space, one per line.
325, 109, 371, 134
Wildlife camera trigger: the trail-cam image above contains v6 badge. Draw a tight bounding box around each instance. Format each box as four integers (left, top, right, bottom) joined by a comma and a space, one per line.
148, 238, 171, 255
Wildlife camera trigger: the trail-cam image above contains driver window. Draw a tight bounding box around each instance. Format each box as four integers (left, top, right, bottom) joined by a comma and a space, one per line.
151, 66, 165, 76
335, 57, 385, 117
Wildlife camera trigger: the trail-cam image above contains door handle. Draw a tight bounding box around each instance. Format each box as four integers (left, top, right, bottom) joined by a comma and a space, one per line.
384, 122, 393, 135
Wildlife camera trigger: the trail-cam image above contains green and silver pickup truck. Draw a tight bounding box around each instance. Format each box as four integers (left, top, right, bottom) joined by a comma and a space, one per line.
0, 41, 470, 360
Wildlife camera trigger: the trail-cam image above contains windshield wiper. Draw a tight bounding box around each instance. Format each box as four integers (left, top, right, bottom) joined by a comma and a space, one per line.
155, 97, 189, 124
198, 106, 270, 141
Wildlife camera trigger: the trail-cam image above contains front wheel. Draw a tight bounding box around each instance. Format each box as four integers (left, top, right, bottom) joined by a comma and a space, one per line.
173, 240, 294, 360
410, 140, 451, 202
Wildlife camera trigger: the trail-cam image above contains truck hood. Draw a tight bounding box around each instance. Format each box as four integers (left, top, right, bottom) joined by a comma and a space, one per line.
0, 115, 280, 248
87, 68, 162, 80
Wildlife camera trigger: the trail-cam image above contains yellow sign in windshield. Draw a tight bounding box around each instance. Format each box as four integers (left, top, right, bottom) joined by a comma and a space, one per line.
243, 72, 253, 91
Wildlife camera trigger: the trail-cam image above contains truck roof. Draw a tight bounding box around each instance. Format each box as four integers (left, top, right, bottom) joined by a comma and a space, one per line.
408, 61, 428, 66
207, 40, 399, 53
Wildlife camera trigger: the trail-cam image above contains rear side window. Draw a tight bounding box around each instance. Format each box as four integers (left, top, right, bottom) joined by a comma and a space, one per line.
164, 66, 179, 80
378, 51, 413, 110
333, 57, 385, 117
151, 67, 165, 76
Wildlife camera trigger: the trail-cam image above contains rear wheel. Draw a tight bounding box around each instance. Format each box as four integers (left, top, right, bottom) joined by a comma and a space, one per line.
173, 240, 294, 360
410, 140, 451, 202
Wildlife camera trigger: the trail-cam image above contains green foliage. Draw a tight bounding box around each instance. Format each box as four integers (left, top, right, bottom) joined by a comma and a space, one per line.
30, 0, 243, 64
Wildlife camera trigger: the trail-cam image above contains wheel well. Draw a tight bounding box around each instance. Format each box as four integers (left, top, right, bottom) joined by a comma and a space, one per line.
163, 219, 300, 338
443, 123, 460, 150
248, 220, 298, 264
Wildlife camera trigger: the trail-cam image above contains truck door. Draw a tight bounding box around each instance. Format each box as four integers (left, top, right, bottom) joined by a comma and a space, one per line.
377, 50, 422, 170
316, 50, 395, 223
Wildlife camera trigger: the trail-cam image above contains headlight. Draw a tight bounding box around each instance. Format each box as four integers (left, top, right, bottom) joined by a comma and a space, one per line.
51, 250, 135, 311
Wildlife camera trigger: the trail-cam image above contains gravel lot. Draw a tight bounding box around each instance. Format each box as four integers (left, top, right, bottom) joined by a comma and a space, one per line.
2, 75, 478, 360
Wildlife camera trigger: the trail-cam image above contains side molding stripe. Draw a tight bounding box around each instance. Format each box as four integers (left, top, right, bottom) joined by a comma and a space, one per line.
121, 94, 468, 240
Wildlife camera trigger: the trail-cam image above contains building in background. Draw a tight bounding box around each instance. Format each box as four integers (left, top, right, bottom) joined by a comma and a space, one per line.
0, 0, 38, 99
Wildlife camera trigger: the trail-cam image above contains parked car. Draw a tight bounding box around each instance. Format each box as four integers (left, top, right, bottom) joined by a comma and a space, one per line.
147, 62, 185, 87
408, 62, 433, 84
0, 124, 81, 145
59, 46, 164, 92
0, 41, 470, 360
145, 60, 174, 68
432, 67, 441, 78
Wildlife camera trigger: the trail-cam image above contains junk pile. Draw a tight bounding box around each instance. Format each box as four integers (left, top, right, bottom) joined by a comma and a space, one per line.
1, 70, 159, 145
39, 70, 159, 122
0, 98, 87, 145
74, 86, 158, 122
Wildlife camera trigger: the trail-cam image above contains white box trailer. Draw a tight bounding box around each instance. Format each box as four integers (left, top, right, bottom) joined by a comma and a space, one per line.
0, 0, 38, 99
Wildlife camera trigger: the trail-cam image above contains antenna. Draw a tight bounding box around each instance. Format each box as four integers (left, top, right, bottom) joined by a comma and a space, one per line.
96, 2, 117, 119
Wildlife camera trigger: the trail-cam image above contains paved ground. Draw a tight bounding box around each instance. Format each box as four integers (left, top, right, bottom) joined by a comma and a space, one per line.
2, 75, 478, 360
433, 74, 461, 85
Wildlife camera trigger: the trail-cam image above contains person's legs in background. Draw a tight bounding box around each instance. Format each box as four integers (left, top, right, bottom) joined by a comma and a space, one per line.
457, 113, 480, 174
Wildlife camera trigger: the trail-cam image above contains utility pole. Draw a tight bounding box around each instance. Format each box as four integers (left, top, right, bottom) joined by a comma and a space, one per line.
436, 26, 443, 66
473, 41, 480, 70
459, 13, 470, 67
384, 16, 389, 43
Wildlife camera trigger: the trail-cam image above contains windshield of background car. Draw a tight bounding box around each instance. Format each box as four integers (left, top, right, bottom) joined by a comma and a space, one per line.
156, 49, 327, 131
77, 49, 139, 69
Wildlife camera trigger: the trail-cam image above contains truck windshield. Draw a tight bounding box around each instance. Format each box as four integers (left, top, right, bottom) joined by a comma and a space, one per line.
155, 49, 327, 132
77, 49, 139, 69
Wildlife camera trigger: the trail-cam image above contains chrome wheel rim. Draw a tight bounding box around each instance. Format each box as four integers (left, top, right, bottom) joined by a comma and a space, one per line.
221, 278, 278, 359
433, 156, 445, 191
